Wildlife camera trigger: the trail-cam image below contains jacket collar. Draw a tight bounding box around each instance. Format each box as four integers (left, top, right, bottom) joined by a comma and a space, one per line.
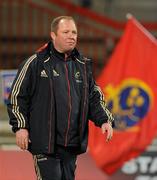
36, 41, 81, 62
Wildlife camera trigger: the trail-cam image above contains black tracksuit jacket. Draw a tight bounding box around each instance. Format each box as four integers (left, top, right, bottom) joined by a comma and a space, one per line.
7, 41, 114, 155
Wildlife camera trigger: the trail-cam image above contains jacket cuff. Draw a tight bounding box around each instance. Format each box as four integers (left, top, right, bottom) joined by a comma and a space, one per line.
12, 127, 28, 133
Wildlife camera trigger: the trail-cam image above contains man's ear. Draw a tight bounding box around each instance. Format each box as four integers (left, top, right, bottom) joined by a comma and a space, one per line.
50, 32, 56, 41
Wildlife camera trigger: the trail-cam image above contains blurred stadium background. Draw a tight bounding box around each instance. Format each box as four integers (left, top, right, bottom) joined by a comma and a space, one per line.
0, 0, 157, 179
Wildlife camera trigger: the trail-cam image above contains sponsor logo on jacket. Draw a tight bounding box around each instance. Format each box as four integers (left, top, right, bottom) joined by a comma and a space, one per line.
40, 70, 48, 77
53, 69, 59, 77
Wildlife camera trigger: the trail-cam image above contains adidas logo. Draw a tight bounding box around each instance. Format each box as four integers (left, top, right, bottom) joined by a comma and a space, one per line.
40, 70, 48, 77
53, 69, 59, 77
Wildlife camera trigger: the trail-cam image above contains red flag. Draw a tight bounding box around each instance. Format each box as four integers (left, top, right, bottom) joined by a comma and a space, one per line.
88, 16, 157, 175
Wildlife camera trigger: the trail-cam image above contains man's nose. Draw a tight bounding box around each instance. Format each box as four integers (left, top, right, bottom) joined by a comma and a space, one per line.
68, 32, 75, 38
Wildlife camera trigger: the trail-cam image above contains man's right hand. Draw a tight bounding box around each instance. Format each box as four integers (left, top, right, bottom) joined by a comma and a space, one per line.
16, 129, 30, 150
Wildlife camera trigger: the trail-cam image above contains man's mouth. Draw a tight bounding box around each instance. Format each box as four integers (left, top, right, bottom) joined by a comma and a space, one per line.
67, 42, 75, 44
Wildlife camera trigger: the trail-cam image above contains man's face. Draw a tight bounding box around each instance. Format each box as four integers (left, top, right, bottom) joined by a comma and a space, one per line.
51, 19, 77, 54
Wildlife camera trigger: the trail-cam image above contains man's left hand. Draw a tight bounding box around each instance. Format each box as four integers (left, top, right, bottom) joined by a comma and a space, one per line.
101, 122, 113, 142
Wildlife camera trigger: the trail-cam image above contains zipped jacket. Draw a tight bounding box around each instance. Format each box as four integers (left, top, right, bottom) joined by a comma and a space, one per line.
7, 41, 114, 155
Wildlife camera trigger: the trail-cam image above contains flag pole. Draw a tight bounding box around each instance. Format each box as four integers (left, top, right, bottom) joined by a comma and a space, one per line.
126, 13, 133, 20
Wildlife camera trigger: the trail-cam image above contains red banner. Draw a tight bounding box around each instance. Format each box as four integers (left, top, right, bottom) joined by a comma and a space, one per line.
88, 16, 157, 175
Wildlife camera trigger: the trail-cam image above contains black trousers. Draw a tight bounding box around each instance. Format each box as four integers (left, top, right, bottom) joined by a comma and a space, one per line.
33, 146, 77, 180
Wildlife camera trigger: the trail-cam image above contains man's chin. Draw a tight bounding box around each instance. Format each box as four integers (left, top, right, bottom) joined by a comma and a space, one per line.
65, 47, 75, 53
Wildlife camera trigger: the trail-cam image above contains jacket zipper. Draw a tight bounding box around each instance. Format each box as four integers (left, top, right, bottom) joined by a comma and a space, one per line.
80, 62, 87, 133
64, 62, 72, 147
48, 78, 53, 153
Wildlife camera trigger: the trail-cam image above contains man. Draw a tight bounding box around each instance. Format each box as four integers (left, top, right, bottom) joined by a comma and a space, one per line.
7, 16, 114, 180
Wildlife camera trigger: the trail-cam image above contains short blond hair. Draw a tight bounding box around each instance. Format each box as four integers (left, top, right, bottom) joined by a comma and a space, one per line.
51, 16, 77, 33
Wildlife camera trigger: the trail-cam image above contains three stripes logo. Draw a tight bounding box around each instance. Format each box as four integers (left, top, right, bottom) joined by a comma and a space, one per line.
40, 70, 48, 77
10, 54, 37, 128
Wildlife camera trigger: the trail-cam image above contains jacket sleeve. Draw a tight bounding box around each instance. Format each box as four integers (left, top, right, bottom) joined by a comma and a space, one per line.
88, 61, 114, 127
7, 54, 37, 132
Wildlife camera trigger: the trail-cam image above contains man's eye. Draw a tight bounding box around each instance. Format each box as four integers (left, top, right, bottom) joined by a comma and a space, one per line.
73, 31, 77, 35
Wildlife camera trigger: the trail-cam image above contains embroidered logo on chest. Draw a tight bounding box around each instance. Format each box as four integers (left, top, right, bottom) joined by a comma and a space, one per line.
53, 69, 60, 77
75, 71, 82, 83
40, 70, 48, 77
